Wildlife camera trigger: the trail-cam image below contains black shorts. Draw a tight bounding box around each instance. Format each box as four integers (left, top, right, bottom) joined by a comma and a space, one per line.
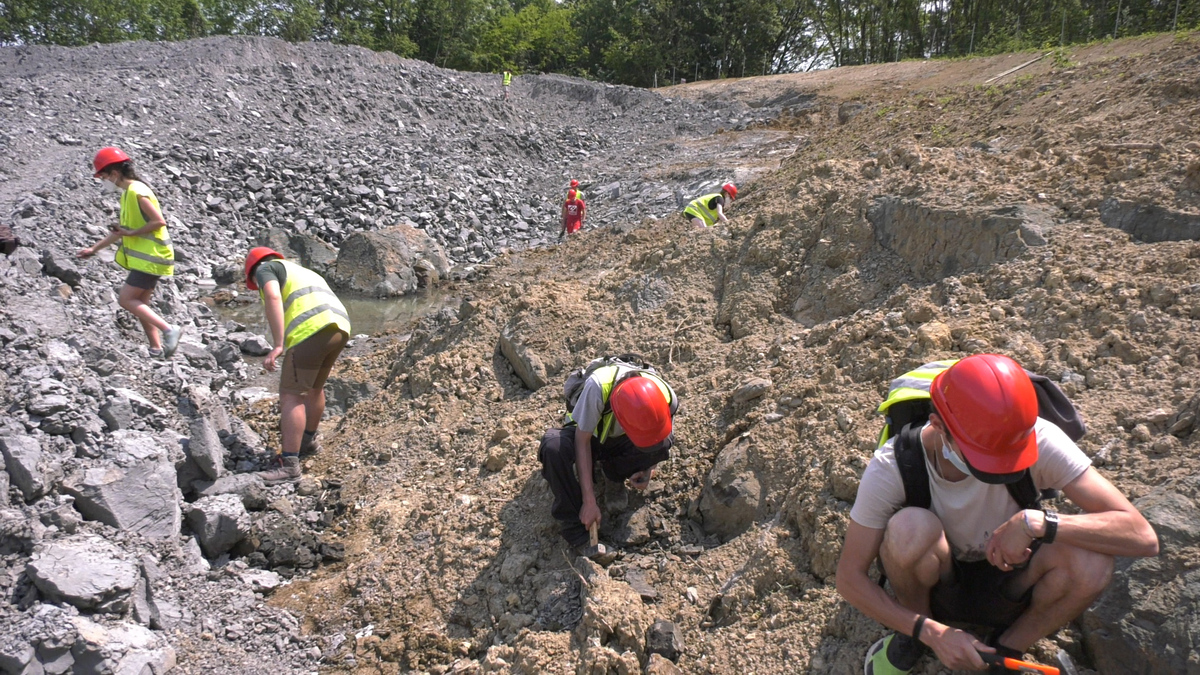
929, 555, 1035, 629
124, 270, 160, 291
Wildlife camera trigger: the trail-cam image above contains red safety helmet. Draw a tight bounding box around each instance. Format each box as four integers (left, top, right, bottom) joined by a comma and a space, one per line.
93, 147, 130, 177
930, 354, 1039, 481
567, 189, 577, 201
570, 179, 579, 188
610, 376, 672, 448
722, 183, 738, 201
244, 247, 284, 290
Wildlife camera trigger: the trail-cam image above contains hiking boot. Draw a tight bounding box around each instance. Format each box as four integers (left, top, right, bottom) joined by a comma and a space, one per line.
575, 542, 618, 566
864, 633, 923, 675
257, 454, 301, 485
162, 325, 184, 358
299, 431, 321, 457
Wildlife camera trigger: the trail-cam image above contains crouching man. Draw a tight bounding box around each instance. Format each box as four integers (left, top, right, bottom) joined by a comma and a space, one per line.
836, 354, 1158, 673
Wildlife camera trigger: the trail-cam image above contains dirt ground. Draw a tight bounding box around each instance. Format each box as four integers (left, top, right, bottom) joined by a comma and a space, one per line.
270, 34, 1200, 674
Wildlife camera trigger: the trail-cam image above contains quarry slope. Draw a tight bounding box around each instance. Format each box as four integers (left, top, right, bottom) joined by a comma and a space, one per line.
0, 32, 1198, 675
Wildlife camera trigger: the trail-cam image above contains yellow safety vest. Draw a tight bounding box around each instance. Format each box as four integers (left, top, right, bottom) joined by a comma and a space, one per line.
261, 260, 352, 351
115, 181, 174, 276
683, 193, 723, 226
591, 365, 674, 443
876, 359, 959, 445
503, 72, 513, 86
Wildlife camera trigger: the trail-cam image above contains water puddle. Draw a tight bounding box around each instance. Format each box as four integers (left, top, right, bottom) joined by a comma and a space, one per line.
210, 288, 454, 338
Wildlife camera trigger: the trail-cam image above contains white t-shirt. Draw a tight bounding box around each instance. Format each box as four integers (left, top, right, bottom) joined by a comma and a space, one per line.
849, 418, 1092, 562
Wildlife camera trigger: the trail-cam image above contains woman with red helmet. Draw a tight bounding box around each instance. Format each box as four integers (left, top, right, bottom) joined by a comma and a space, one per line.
683, 183, 737, 227
77, 147, 184, 358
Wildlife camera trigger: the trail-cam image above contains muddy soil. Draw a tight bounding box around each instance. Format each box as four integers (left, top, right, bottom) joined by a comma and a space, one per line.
272, 33, 1200, 675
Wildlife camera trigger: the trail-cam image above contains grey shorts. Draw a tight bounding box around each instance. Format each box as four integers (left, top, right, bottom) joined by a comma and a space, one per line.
124, 270, 160, 291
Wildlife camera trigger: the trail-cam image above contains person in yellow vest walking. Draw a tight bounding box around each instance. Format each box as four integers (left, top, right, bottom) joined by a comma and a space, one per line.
77, 147, 184, 359
502, 70, 513, 100
683, 183, 737, 227
244, 247, 352, 484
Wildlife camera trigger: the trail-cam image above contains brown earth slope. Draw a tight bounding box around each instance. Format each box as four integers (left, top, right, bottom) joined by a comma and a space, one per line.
271, 34, 1200, 674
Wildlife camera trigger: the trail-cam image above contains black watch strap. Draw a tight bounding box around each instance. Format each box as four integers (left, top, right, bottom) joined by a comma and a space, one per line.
1041, 509, 1059, 544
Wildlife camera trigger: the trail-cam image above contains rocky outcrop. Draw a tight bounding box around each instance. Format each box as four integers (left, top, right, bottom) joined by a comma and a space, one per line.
0, 434, 55, 502
868, 197, 1052, 280
332, 225, 451, 297
1099, 198, 1200, 243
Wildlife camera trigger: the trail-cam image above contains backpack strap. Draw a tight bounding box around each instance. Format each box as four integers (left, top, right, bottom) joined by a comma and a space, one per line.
1005, 471, 1047, 510
894, 422, 932, 510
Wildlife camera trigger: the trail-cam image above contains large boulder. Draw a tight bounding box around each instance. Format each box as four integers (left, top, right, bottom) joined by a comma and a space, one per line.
186, 494, 250, 558
574, 557, 653, 668
332, 224, 450, 297
288, 232, 339, 277
61, 462, 181, 540
26, 536, 140, 613
697, 436, 764, 541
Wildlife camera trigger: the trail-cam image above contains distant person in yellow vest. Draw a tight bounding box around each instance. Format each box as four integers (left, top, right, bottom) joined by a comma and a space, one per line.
683, 183, 737, 227
244, 247, 352, 484
77, 147, 184, 359
502, 70, 513, 100
568, 179, 584, 202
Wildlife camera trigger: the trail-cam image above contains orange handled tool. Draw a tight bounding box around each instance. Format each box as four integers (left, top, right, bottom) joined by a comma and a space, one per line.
980, 653, 1060, 674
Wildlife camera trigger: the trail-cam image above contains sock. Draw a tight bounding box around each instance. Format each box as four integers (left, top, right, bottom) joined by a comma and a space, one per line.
303, 430, 317, 440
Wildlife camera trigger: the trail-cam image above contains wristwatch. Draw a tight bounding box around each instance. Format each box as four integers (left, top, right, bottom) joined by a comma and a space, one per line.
1040, 509, 1059, 544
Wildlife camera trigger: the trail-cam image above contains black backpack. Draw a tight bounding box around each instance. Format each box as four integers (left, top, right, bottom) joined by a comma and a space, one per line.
882, 368, 1087, 512
562, 353, 654, 410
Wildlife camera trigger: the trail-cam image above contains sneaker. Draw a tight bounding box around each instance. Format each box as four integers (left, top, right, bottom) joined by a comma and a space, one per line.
864, 633, 923, 675
162, 325, 184, 358
299, 431, 321, 457
149, 347, 164, 358
257, 454, 301, 485
574, 542, 618, 566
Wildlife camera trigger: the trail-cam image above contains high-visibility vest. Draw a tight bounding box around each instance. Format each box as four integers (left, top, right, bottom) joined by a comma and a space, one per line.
876, 359, 959, 445
503, 72, 512, 86
115, 181, 174, 277
588, 365, 675, 443
683, 193, 723, 226
261, 260, 352, 351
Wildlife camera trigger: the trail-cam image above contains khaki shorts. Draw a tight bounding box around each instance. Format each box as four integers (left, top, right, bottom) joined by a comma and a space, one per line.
280, 325, 348, 394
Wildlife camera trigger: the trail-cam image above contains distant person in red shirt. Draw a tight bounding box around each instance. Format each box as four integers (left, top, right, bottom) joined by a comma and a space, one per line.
560, 189, 585, 241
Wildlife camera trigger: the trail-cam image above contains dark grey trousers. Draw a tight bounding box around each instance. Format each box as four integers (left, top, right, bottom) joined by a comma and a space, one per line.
537, 426, 671, 547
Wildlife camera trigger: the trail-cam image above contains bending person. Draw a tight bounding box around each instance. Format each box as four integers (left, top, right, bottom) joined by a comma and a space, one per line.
683, 183, 736, 227
245, 247, 352, 484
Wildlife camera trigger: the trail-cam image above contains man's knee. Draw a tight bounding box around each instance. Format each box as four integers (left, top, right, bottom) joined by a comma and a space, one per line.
538, 428, 575, 467
1048, 545, 1114, 599
881, 507, 946, 570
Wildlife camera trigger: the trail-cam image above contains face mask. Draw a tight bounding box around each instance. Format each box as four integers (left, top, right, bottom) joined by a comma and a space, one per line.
942, 440, 972, 476
101, 180, 121, 194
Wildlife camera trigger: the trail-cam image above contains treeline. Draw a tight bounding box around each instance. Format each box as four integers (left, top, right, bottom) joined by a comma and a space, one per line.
1, 0, 1195, 86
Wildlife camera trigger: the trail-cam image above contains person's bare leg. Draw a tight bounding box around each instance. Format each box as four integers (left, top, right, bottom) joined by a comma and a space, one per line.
879, 507, 954, 614
689, 217, 707, 228
279, 390, 306, 456
119, 284, 169, 348
995, 543, 1114, 651
304, 388, 325, 433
